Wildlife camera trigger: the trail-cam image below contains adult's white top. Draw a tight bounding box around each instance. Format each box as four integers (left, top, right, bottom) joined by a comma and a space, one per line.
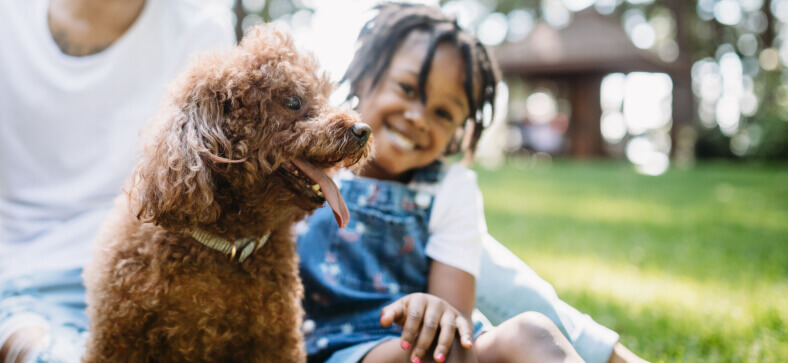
0, 0, 236, 279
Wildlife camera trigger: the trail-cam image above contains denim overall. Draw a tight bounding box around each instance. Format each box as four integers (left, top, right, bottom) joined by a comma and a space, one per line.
298, 163, 444, 362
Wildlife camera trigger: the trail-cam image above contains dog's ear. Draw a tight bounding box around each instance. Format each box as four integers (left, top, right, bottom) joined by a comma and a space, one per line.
130, 94, 232, 229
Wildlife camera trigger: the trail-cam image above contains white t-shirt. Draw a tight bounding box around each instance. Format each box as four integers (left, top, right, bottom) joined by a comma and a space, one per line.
0, 0, 236, 279
335, 163, 487, 279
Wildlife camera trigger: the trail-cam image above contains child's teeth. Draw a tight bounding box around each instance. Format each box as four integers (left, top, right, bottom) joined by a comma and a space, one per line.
312, 184, 321, 192
387, 128, 415, 150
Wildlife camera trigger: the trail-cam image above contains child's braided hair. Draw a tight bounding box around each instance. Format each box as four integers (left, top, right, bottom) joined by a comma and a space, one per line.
342, 2, 500, 157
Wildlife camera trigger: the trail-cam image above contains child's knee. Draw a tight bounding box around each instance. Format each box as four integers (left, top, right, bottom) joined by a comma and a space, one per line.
514, 311, 563, 342
505, 312, 582, 363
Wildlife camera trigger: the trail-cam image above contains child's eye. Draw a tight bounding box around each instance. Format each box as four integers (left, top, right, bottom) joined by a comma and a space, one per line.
435, 108, 454, 123
399, 83, 416, 98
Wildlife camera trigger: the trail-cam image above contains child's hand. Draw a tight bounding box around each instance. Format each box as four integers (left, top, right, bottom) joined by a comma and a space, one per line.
380, 293, 474, 363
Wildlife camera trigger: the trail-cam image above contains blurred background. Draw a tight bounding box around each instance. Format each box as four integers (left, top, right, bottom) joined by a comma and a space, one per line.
222, 0, 783, 361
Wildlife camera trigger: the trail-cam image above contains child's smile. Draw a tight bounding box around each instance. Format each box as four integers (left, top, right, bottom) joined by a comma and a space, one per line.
356, 31, 469, 181
381, 126, 421, 151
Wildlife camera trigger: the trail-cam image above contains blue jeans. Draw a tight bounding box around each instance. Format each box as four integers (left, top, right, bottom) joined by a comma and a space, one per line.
0, 268, 87, 363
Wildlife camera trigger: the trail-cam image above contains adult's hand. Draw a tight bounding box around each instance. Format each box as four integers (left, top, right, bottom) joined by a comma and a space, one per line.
0, 326, 47, 363
608, 342, 650, 363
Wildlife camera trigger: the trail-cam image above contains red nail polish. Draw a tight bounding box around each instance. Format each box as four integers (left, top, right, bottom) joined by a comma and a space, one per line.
401, 341, 410, 350
436, 353, 445, 362
411, 357, 421, 363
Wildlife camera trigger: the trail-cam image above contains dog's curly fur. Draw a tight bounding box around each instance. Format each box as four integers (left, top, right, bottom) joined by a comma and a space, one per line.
83, 25, 371, 362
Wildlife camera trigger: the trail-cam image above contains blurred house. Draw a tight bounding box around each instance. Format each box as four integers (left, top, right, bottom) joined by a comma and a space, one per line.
494, 8, 693, 159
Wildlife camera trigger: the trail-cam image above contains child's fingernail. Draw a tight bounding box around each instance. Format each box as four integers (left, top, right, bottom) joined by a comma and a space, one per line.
411, 357, 421, 363
464, 339, 473, 347
401, 341, 410, 350
436, 353, 445, 362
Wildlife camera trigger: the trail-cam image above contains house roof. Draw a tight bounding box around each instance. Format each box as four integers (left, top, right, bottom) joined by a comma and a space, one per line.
493, 8, 686, 76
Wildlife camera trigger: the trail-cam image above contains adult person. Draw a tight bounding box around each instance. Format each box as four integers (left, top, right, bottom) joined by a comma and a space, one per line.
0, 0, 235, 361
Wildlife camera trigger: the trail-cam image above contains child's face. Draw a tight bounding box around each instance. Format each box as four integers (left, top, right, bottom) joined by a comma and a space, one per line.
356, 31, 469, 180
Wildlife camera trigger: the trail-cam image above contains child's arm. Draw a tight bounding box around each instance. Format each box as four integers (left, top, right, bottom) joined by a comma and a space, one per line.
378, 164, 485, 361
427, 260, 475, 319
426, 261, 478, 359
391, 164, 483, 361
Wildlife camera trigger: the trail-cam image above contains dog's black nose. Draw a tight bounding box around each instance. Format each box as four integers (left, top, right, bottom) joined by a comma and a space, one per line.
351, 123, 371, 144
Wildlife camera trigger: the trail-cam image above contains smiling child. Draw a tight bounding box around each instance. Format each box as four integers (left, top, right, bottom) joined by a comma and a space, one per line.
296, 4, 584, 363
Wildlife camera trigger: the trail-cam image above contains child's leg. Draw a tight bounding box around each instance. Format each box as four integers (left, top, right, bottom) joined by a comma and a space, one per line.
361, 336, 477, 363
474, 312, 583, 363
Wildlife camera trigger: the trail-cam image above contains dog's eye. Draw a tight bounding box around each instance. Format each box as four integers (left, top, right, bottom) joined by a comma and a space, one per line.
284, 96, 302, 111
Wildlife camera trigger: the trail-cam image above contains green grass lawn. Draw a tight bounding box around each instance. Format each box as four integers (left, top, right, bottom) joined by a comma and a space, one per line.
474, 160, 787, 362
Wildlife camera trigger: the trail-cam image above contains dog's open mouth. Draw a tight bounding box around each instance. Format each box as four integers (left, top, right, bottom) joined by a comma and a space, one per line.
281, 159, 349, 228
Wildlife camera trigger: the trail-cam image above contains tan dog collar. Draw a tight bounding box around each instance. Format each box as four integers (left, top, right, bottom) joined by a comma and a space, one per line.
188, 229, 271, 263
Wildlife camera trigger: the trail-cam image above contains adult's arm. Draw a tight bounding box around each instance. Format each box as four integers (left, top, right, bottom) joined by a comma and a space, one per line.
476, 234, 622, 363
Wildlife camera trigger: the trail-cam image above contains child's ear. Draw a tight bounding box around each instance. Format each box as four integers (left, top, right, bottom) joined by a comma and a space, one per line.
461, 122, 483, 165
461, 120, 481, 153
444, 121, 469, 155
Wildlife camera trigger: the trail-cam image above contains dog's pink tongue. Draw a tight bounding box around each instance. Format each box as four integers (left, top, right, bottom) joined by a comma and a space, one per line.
291, 159, 349, 228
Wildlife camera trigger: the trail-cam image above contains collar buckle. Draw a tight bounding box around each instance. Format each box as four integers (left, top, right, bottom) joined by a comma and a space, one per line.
188, 229, 271, 263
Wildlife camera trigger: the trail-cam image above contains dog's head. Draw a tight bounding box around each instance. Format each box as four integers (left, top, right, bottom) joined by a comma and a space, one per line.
131, 25, 372, 232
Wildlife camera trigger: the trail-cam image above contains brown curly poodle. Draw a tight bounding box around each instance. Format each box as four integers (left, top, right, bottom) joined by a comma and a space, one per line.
82, 25, 372, 362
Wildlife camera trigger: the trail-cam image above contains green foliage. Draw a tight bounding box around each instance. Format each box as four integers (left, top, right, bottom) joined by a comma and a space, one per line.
750, 110, 788, 159
695, 126, 736, 159
475, 160, 788, 362
696, 109, 788, 160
